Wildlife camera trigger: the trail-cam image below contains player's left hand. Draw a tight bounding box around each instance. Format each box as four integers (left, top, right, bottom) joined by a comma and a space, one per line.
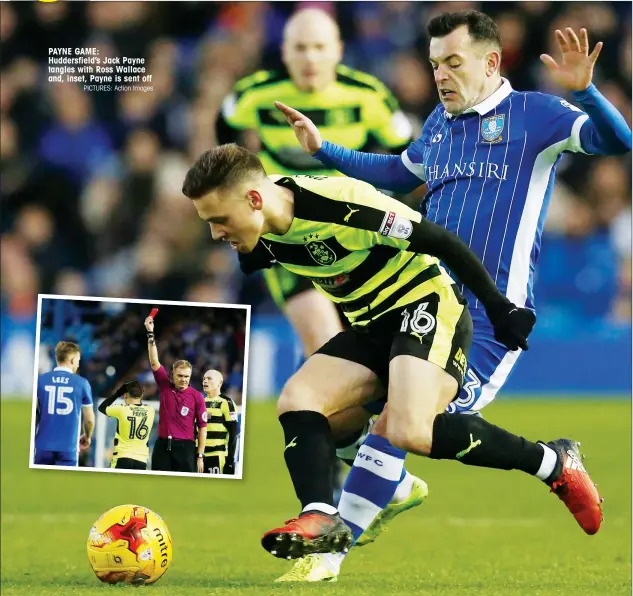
540, 28, 603, 91
79, 434, 91, 450
197, 457, 204, 474
487, 303, 536, 351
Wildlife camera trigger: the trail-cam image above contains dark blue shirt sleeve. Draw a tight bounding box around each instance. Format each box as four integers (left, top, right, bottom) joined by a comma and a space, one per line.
572, 84, 632, 155
313, 141, 422, 194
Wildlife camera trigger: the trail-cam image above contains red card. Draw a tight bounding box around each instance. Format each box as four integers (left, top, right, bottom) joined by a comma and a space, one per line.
149, 308, 159, 318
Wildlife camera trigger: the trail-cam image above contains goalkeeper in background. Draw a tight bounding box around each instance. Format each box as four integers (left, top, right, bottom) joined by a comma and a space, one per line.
98, 381, 155, 471
199, 369, 239, 475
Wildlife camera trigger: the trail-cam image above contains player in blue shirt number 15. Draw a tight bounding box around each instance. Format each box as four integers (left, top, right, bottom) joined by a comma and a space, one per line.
33, 341, 94, 467
273, 10, 631, 582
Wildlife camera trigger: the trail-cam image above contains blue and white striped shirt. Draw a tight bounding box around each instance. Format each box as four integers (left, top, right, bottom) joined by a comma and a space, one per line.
316, 78, 631, 318
403, 79, 588, 312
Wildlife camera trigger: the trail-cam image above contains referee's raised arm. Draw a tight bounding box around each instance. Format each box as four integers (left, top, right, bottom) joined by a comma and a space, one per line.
145, 316, 161, 372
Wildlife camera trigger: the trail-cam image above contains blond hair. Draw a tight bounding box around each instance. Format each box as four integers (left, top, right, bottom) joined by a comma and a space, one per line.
172, 359, 193, 371
55, 341, 80, 365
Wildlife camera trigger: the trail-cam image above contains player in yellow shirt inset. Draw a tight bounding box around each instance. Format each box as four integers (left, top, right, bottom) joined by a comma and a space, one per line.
98, 381, 156, 471
199, 370, 239, 475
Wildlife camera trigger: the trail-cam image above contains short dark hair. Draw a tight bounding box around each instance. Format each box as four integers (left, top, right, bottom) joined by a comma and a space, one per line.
182, 144, 267, 200
125, 381, 144, 399
427, 10, 501, 51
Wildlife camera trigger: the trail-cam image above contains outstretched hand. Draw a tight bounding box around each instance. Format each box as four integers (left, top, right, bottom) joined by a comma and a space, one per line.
540, 27, 603, 91
274, 101, 323, 154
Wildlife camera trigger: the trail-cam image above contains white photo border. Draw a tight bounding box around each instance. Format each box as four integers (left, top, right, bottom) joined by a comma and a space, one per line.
29, 293, 252, 481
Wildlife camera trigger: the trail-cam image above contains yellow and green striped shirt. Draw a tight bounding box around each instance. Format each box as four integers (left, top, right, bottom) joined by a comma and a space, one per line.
106, 403, 155, 465
220, 64, 412, 176
251, 175, 456, 327
203, 394, 237, 456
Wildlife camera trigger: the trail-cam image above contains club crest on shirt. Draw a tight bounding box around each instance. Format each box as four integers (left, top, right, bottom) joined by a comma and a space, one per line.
305, 241, 337, 266
180, 406, 189, 417
481, 114, 505, 143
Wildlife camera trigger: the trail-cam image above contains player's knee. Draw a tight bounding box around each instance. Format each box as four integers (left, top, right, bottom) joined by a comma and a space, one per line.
386, 416, 434, 456
387, 431, 433, 456
277, 379, 322, 416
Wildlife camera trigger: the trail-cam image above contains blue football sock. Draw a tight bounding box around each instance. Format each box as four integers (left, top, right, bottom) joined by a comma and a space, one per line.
337, 434, 406, 543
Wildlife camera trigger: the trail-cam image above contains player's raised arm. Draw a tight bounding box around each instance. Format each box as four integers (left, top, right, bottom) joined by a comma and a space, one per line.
97, 383, 128, 415
540, 27, 631, 155
275, 101, 421, 194
145, 316, 161, 372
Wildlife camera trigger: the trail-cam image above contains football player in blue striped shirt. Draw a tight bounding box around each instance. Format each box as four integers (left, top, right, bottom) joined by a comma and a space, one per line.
33, 341, 94, 467
274, 9, 631, 581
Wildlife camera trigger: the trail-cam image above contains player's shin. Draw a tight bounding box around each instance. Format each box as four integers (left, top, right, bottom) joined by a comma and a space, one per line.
279, 410, 337, 512
338, 434, 406, 543
429, 412, 555, 478
335, 419, 417, 505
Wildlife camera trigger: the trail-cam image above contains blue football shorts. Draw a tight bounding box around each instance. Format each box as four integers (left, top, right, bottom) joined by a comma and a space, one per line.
34, 450, 78, 466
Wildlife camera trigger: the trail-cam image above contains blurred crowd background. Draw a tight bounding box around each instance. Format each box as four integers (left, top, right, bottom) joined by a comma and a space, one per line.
1, 1, 631, 397
38, 299, 247, 403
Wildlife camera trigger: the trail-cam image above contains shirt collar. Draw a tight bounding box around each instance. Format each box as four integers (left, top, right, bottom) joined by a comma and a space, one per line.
445, 78, 513, 118
53, 366, 73, 374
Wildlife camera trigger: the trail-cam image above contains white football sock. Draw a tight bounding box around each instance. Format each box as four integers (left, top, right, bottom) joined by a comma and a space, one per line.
302, 502, 338, 516
321, 552, 345, 572
392, 471, 415, 503
535, 443, 558, 481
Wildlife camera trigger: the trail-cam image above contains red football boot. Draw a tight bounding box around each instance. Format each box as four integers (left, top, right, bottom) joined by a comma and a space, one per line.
261, 511, 352, 560
544, 439, 603, 535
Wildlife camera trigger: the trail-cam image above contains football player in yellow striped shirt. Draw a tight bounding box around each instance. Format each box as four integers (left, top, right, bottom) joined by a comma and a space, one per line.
200, 369, 238, 475
182, 144, 540, 561
218, 6, 415, 528
98, 381, 155, 471
217, 8, 412, 358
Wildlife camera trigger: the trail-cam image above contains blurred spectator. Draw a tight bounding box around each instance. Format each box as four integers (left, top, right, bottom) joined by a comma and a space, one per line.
38, 83, 115, 183
389, 52, 434, 133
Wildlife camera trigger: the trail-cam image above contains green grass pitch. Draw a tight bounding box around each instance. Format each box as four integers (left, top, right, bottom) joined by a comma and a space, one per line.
1, 398, 630, 595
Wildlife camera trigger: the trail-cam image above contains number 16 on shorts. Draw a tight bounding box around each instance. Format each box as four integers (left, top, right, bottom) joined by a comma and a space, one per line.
400, 302, 436, 336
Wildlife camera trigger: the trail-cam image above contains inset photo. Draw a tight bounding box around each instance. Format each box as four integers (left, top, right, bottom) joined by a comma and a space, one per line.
30, 295, 249, 478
